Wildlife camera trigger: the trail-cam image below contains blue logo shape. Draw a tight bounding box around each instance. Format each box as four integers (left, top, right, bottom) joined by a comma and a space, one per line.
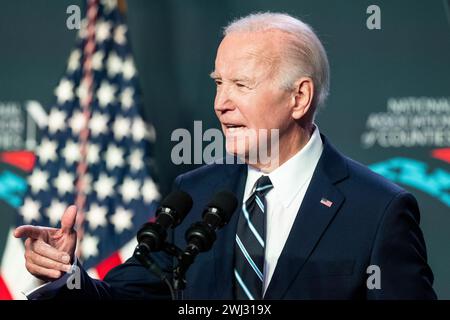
370, 157, 450, 208
0, 170, 28, 208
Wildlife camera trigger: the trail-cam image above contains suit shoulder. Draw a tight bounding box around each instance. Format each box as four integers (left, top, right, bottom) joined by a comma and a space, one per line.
174, 162, 242, 188
337, 155, 420, 227
177, 163, 223, 181
343, 156, 407, 199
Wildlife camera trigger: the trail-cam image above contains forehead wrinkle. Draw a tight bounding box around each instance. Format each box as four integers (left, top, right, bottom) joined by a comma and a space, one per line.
215, 33, 284, 83
244, 50, 280, 83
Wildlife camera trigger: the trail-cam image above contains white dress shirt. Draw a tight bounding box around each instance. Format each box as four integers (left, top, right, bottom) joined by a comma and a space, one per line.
243, 125, 324, 296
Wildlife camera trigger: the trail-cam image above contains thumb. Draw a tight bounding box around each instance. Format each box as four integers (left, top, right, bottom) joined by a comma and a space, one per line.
60, 205, 78, 234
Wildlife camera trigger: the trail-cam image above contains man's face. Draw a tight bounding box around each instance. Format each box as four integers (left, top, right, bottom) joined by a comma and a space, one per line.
212, 31, 296, 161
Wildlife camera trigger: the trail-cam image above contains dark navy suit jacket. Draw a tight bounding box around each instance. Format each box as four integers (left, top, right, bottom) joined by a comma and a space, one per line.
30, 134, 436, 300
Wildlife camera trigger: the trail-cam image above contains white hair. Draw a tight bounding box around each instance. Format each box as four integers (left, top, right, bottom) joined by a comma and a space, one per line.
224, 12, 330, 109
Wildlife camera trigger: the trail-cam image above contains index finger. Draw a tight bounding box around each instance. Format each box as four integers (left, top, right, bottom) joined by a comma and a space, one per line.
14, 225, 55, 240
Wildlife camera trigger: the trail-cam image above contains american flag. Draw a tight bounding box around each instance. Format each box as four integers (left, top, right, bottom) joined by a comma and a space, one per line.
320, 198, 333, 208
0, 0, 160, 299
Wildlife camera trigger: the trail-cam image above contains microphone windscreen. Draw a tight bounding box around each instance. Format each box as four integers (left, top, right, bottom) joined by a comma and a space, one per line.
207, 190, 238, 223
160, 190, 193, 221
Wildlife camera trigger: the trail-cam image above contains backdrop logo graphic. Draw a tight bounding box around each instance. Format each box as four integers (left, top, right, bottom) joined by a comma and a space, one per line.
0, 101, 44, 151
361, 97, 450, 149
369, 151, 450, 208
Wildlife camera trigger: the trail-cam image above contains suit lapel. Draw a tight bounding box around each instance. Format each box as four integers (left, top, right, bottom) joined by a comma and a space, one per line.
211, 163, 247, 299
264, 135, 348, 299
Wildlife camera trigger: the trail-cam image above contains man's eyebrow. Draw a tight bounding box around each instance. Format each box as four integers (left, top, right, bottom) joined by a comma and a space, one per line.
209, 72, 253, 83
231, 76, 252, 83
209, 71, 219, 79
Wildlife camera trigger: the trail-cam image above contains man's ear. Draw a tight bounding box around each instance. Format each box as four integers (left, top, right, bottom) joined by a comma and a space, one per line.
290, 77, 314, 120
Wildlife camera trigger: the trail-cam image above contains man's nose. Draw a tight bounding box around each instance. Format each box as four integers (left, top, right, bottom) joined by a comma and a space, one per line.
214, 87, 235, 113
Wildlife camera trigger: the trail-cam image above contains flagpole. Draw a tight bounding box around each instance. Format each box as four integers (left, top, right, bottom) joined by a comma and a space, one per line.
74, 0, 99, 259
118, 0, 127, 14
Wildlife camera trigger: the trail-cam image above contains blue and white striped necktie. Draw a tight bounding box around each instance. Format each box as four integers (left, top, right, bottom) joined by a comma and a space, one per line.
234, 175, 273, 300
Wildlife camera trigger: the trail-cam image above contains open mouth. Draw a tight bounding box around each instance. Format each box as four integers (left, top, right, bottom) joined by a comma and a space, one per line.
223, 123, 246, 135
224, 124, 246, 134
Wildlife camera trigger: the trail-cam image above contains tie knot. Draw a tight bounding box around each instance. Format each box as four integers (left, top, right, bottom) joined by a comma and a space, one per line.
254, 175, 273, 196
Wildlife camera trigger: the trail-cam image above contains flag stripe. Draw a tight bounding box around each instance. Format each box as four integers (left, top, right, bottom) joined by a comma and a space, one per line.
95, 251, 123, 280
1, 229, 40, 300
0, 274, 13, 300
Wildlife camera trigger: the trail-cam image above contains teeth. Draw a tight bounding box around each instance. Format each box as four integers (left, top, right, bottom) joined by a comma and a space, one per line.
227, 126, 244, 133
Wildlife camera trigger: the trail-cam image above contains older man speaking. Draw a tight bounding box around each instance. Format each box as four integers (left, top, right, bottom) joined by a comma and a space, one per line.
15, 12, 436, 300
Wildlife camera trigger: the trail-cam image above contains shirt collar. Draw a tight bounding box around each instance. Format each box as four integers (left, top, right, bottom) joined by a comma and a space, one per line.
245, 124, 324, 208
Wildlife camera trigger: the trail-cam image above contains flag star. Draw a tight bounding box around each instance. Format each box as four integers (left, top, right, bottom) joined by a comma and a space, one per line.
132, 117, 147, 142
76, 78, 89, 105
87, 143, 101, 164
62, 140, 80, 165
47, 109, 66, 134
110, 207, 133, 233
119, 178, 140, 203
95, 20, 112, 43
81, 233, 99, 259
67, 49, 81, 72
54, 170, 75, 196
94, 173, 115, 200
106, 52, 123, 78
46, 200, 67, 226
89, 112, 109, 136
69, 111, 87, 135
20, 198, 41, 223
37, 138, 57, 164
105, 144, 124, 170
113, 116, 131, 140
86, 203, 108, 230
129, 149, 144, 171
142, 179, 160, 203
120, 87, 134, 109
122, 56, 136, 80
114, 24, 127, 45
97, 81, 116, 108
92, 50, 105, 71
54, 79, 74, 104
29, 169, 49, 194
101, 0, 117, 13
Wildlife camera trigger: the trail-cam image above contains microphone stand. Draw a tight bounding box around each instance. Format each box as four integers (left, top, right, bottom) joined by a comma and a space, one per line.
133, 244, 176, 300
135, 242, 194, 301
162, 243, 187, 300
172, 244, 200, 298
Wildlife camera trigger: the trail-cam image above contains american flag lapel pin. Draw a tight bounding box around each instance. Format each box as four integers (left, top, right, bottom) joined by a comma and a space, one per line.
320, 197, 333, 208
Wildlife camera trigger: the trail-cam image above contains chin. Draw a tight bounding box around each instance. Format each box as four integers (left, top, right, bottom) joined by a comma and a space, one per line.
225, 141, 247, 157
226, 139, 263, 165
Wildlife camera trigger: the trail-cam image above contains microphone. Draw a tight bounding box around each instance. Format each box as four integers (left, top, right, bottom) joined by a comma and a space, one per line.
176, 190, 238, 278
135, 190, 193, 257
185, 190, 238, 252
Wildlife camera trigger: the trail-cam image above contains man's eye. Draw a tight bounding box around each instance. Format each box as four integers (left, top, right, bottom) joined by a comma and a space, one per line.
215, 80, 222, 86
236, 83, 247, 88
